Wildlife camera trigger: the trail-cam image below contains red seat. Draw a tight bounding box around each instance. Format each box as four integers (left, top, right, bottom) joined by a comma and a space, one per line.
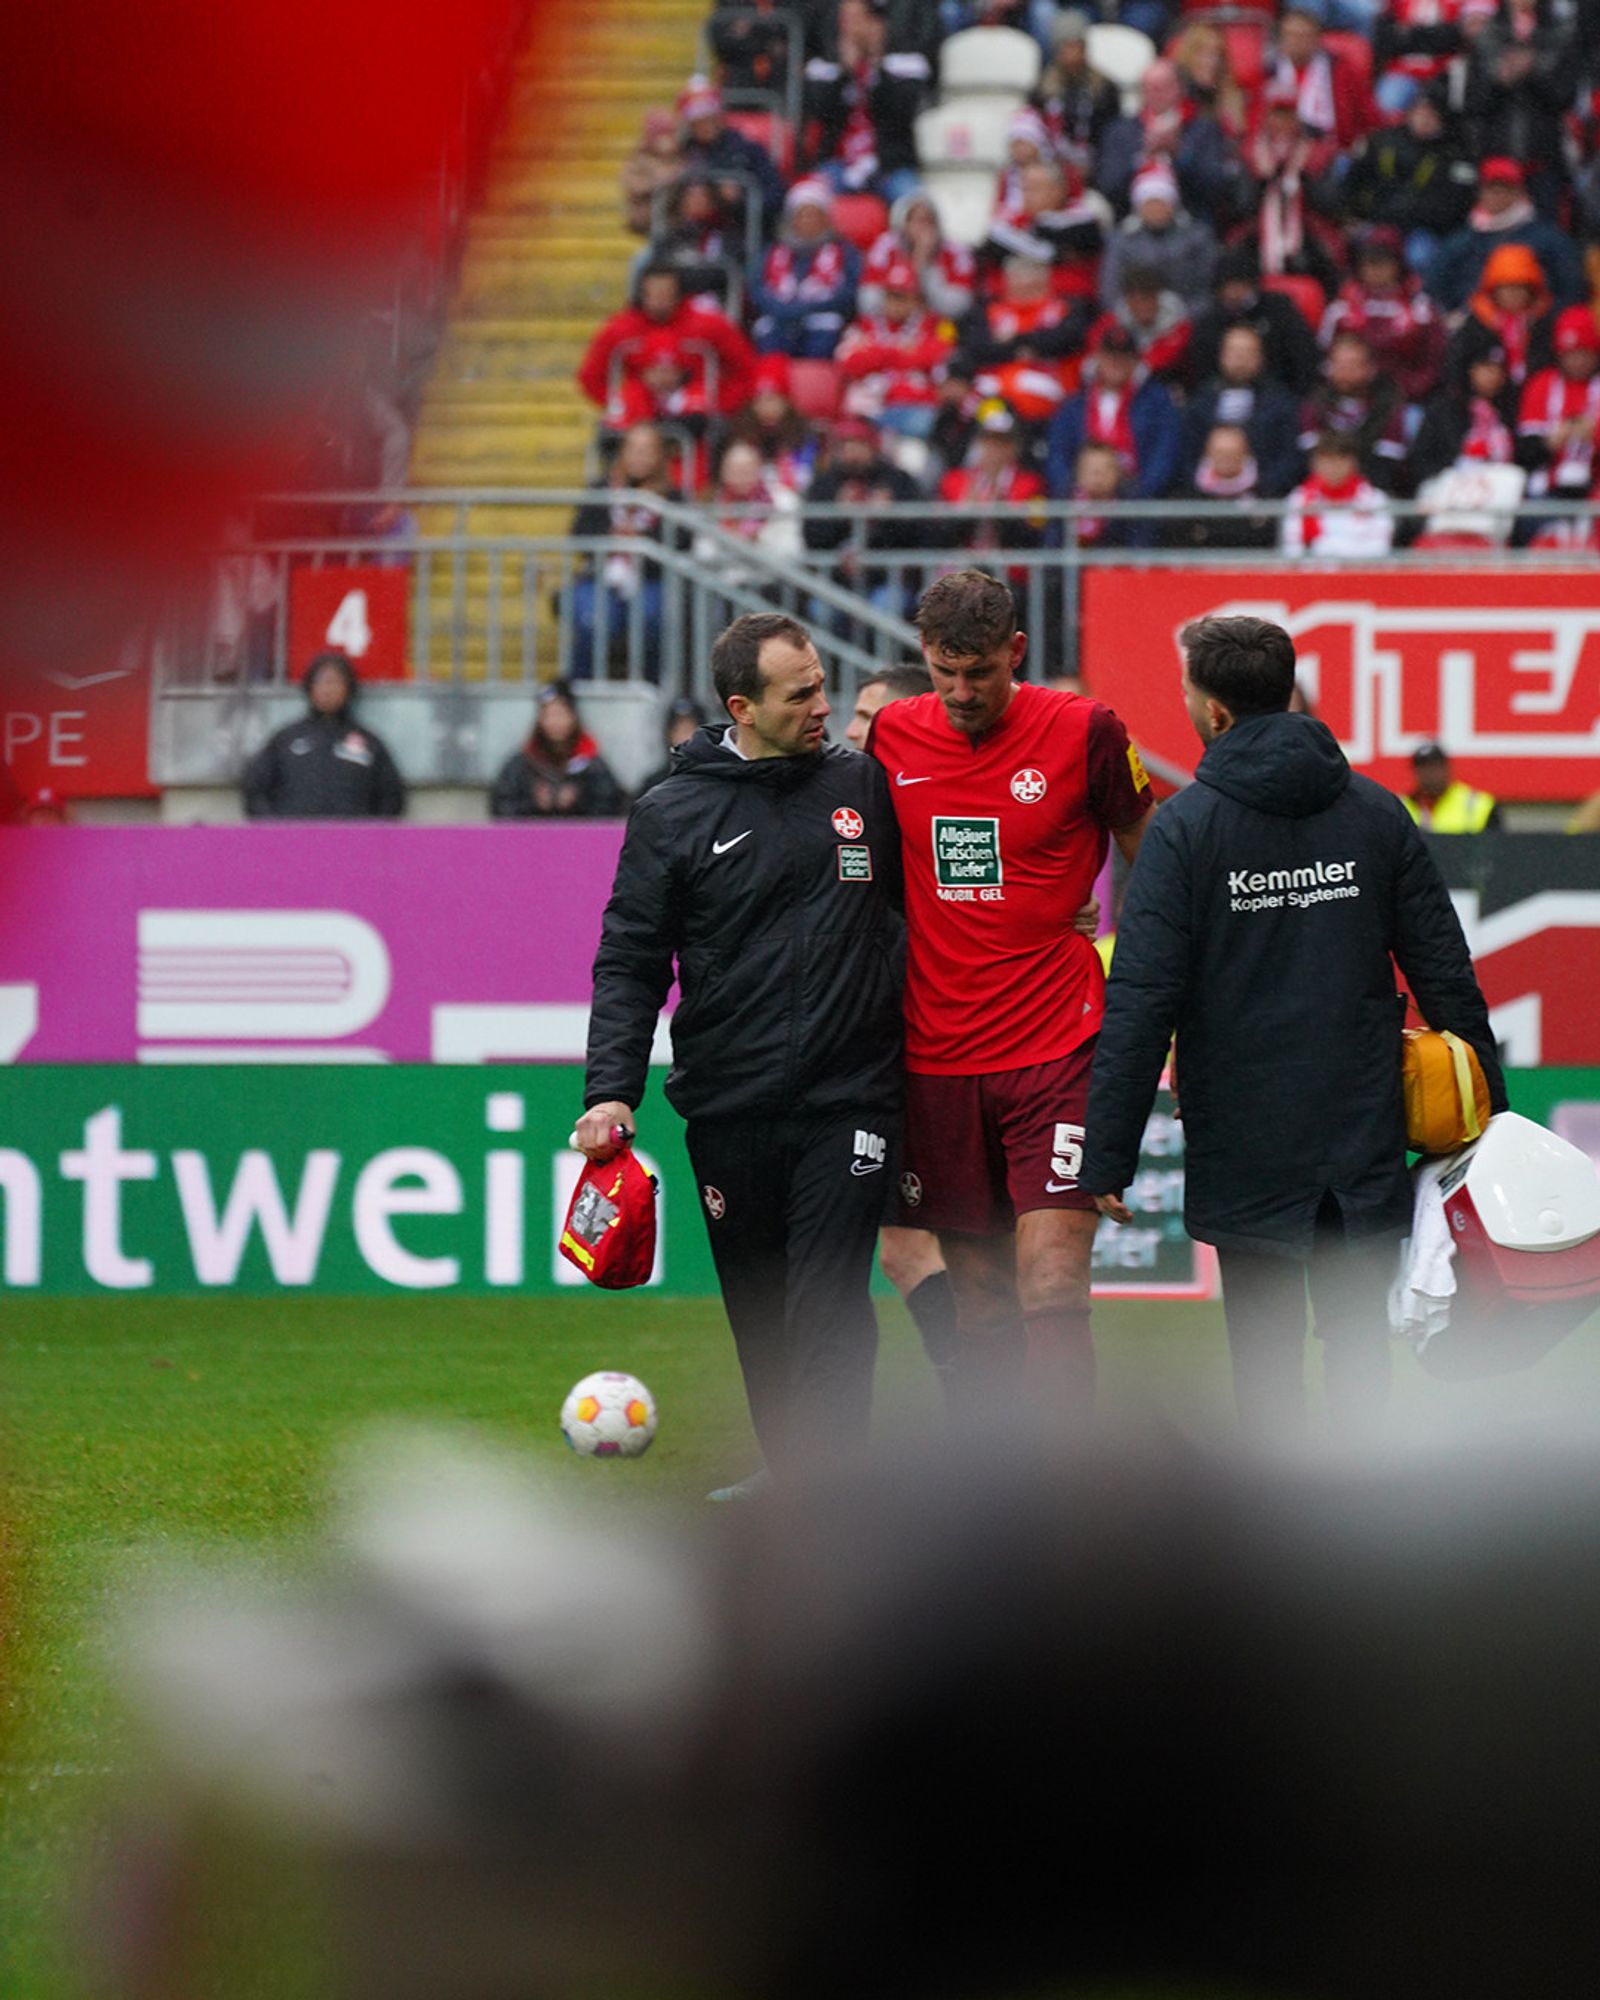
831, 192, 888, 254
724, 110, 795, 177
1222, 21, 1267, 92
1263, 272, 1327, 331
1322, 29, 1374, 91
787, 359, 842, 421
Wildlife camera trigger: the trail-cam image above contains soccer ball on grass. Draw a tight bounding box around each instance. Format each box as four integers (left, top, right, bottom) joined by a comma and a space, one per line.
560, 1371, 658, 1458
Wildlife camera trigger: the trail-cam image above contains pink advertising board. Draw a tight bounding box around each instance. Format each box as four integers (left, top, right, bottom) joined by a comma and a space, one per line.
0, 825, 630, 1064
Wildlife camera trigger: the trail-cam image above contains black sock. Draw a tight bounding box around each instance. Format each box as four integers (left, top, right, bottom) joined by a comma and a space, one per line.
906, 1270, 959, 1372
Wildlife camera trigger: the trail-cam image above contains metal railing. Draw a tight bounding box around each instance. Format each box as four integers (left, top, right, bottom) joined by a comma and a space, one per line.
179, 487, 1600, 707
650, 166, 767, 281
706, 8, 804, 146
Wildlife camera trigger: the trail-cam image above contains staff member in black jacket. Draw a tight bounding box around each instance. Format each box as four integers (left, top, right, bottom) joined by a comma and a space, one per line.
577, 612, 903, 1487
242, 652, 405, 819
1082, 615, 1505, 1439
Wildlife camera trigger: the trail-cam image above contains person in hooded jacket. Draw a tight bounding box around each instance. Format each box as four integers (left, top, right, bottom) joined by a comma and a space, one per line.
637, 695, 708, 795
578, 612, 904, 1493
1081, 614, 1505, 1441
242, 651, 405, 818
490, 682, 627, 819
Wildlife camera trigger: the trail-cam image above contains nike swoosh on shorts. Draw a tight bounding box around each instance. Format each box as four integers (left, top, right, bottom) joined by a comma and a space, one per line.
712, 831, 752, 855
895, 772, 932, 786
850, 1160, 884, 1175
1045, 1180, 1076, 1193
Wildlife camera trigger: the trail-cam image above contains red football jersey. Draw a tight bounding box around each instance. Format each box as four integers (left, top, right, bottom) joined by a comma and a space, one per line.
870, 683, 1152, 1075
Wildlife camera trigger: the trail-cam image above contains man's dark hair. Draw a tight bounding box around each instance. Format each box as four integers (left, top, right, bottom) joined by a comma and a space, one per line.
859, 663, 933, 700
915, 570, 1016, 658
711, 613, 811, 712
636, 262, 682, 295
1179, 616, 1297, 718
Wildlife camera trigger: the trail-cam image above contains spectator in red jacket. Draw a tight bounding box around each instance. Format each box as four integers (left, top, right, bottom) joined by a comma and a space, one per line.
1320, 226, 1444, 405
836, 258, 955, 436
1518, 305, 1600, 501
578, 265, 756, 420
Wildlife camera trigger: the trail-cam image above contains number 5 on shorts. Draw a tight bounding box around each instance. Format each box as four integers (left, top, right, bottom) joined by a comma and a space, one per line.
1051, 1122, 1084, 1183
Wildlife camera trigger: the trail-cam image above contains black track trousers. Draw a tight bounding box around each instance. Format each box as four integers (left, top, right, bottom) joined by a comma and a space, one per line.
686, 1109, 894, 1475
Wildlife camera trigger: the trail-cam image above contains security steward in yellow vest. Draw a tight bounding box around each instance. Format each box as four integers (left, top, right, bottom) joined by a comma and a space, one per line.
1403, 742, 1502, 833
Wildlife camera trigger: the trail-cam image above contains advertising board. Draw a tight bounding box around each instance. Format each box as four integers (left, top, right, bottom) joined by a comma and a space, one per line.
0, 1066, 1215, 1298
1083, 570, 1600, 803
0, 644, 157, 801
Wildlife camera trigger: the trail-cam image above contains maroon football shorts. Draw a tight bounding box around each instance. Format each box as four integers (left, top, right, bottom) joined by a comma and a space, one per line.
895, 1040, 1099, 1235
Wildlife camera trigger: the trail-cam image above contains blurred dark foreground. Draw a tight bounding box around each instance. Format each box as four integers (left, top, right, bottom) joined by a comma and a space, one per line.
101, 1425, 1600, 1999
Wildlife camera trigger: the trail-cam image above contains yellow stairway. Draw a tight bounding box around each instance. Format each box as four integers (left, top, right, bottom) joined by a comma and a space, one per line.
409, 0, 710, 675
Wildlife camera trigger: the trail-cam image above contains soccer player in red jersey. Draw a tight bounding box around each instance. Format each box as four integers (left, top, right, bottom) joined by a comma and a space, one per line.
868, 569, 1154, 1426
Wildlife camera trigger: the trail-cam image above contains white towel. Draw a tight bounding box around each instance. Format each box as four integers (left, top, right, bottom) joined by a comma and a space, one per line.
1388, 1157, 1459, 1353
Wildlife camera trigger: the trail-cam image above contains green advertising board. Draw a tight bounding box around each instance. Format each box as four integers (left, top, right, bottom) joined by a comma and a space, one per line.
0, 1067, 717, 1298
0, 1068, 1588, 1297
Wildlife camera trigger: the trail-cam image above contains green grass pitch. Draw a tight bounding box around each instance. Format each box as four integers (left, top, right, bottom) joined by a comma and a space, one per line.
3, 1291, 1599, 1999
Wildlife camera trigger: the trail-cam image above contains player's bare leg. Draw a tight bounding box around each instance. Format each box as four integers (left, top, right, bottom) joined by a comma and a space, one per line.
937, 1231, 1022, 1419
878, 1225, 959, 1400
1015, 1206, 1099, 1430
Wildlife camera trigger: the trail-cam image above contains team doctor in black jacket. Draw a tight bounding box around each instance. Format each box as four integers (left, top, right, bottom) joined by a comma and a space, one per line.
577, 613, 903, 1488
1082, 615, 1505, 1439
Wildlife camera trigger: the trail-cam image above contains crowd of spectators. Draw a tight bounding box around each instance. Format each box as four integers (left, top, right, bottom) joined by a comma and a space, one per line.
572, 0, 1600, 678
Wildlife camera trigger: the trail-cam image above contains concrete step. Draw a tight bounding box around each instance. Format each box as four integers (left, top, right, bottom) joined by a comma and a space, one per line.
456, 284, 624, 321
543, 74, 690, 102
468, 204, 622, 236
408, 0, 702, 498
421, 378, 590, 408
416, 421, 595, 457
434, 339, 589, 368
415, 504, 574, 537
416, 405, 595, 436
412, 446, 594, 479
413, 459, 592, 488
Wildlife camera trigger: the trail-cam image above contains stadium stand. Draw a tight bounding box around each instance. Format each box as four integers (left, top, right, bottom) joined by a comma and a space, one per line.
125, 0, 1600, 818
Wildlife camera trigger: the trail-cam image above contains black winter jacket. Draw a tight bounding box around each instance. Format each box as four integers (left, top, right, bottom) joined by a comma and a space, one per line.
1082, 713, 1506, 1257
585, 729, 904, 1123
242, 708, 405, 819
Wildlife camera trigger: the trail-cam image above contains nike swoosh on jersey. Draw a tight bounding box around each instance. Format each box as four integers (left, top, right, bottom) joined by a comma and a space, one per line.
850, 1159, 884, 1175
711, 831, 752, 855
1045, 1180, 1077, 1193
895, 772, 932, 786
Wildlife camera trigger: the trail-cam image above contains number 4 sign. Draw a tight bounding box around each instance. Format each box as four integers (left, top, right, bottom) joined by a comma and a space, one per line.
288, 567, 409, 682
